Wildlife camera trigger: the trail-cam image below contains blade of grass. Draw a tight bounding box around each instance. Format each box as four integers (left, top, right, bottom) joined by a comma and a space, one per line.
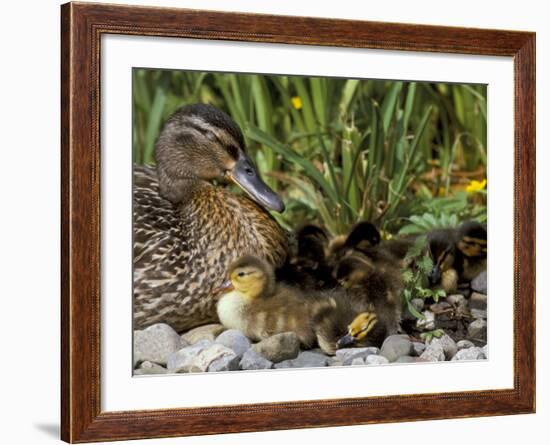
143, 84, 167, 164
247, 125, 339, 203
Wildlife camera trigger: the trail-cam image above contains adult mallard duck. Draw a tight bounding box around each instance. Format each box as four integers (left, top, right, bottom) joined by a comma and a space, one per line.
133, 104, 289, 332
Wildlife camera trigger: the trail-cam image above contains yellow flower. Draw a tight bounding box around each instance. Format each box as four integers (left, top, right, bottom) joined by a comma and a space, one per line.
291, 96, 302, 110
466, 179, 487, 193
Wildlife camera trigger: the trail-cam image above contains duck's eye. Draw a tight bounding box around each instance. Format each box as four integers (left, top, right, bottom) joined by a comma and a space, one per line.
237, 271, 246, 277
227, 144, 240, 159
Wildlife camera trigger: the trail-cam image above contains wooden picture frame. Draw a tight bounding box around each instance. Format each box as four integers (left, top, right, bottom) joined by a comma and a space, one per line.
61, 2, 536, 442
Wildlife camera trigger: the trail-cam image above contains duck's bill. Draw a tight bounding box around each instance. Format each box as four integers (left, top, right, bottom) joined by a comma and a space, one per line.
229, 153, 285, 213
336, 334, 356, 349
429, 265, 441, 285
212, 279, 234, 296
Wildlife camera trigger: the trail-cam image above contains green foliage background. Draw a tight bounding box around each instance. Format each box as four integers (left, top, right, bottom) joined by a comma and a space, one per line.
133, 69, 487, 236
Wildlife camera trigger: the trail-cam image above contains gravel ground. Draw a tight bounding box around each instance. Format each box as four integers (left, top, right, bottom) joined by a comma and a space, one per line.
133, 271, 488, 374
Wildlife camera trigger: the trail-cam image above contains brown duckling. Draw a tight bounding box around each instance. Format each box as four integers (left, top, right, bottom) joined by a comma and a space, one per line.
133, 104, 289, 332
216, 255, 352, 355
427, 221, 487, 293
456, 220, 487, 281
426, 228, 461, 293
333, 253, 403, 348
276, 224, 337, 290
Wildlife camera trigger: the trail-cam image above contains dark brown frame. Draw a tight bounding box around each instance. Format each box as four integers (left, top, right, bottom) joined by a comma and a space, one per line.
61, 1, 536, 442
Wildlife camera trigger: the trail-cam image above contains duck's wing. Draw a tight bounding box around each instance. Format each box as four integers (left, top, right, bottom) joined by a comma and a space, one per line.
133, 164, 179, 261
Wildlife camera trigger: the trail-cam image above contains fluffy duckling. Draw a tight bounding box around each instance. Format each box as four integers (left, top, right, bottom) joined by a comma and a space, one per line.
216, 255, 348, 353
277, 224, 337, 290
456, 220, 487, 281
333, 253, 403, 348
427, 221, 487, 292
426, 229, 461, 293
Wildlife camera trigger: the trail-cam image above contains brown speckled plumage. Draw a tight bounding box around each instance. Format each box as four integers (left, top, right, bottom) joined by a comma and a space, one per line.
133, 104, 289, 332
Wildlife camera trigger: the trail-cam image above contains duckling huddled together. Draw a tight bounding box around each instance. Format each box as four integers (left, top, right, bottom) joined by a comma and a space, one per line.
215, 219, 487, 356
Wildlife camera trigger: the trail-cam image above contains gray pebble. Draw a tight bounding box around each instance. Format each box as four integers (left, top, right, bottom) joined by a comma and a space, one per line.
468, 319, 487, 342
452, 347, 486, 361
365, 355, 389, 365
240, 349, 273, 370
469, 292, 488, 310
427, 334, 457, 360
275, 351, 329, 369
380, 335, 413, 362
208, 354, 240, 372
351, 357, 366, 366
328, 357, 344, 367
134, 323, 184, 367
411, 298, 425, 312
181, 324, 225, 345
429, 301, 452, 313
167, 341, 235, 373
471, 271, 487, 294
456, 339, 475, 350
470, 308, 487, 320
134, 361, 168, 375
420, 342, 445, 362
416, 311, 436, 331
336, 347, 380, 365
412, 342, 426, 356
252, 332, 300, 363
215, 329, 251, 358
447, 294, 467, 307
394, 356, 416, 363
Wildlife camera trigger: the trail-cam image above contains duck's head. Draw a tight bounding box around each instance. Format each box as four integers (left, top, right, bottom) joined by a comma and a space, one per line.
427, 230, 457, 286
216, 255, 276, 300
154, 103, 284, 212
336, 311, 378, 348
456, 221, 487, 258
344, 222, 381, 252
334, 254, 375, 289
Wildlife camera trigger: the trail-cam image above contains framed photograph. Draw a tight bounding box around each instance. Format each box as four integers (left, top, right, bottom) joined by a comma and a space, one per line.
61, 2, 535, 442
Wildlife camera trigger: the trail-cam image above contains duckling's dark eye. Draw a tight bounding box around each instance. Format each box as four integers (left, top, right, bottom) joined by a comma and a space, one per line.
237, 271, 246, 277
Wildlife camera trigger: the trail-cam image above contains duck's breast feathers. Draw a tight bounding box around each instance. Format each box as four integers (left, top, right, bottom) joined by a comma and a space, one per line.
188, 186, 290, 267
